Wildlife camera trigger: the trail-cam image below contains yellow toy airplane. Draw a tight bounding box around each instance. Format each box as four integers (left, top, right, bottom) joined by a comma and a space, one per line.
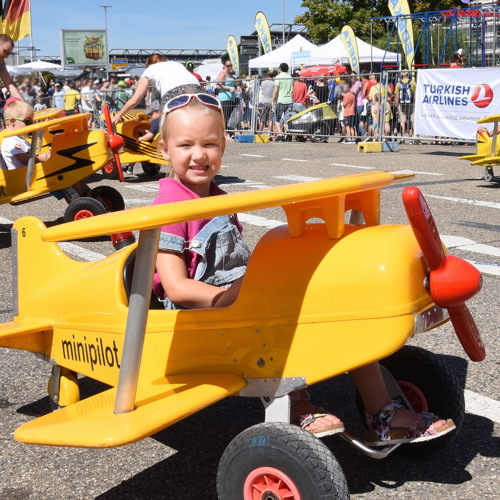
0, 171, 485, 498
0, 106, 125, 221
460, 113, 500, 182
101, 111, 169, 179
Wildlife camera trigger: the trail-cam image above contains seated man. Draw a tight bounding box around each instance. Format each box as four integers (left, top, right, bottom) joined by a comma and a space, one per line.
1, 100, 50, 170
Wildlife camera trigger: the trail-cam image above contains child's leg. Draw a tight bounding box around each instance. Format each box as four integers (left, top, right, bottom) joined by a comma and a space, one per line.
350, 362, 449, 431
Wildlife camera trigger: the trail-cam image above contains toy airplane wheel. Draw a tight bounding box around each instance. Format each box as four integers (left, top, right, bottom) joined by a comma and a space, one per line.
310, 122, 330, 143
141, 162, 161, 176
217, 422, 349, 500
356, 346, 464, 456
91, 186, 125, 212
64, 197, 107, 222
484, 167, 494, 183
102, 162, 119, 180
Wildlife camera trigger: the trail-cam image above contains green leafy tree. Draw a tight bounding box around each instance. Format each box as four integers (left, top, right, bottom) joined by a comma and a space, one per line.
295, 1, 462, 44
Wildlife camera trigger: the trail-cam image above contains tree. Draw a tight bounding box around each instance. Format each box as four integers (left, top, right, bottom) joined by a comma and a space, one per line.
295, 1, 462, 44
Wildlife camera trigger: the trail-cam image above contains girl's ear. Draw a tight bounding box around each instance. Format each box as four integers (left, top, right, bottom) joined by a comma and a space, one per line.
158, 139, 170, 161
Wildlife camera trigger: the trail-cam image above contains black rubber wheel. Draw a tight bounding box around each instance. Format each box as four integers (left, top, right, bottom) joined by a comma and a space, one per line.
217, 422, 349, 500
91, 185, 125, 212
141, 162, 161, 176
64, 197, 107, 222
310, 122, 330, 143
102, 162, 119, 180
356, 346, 464, 456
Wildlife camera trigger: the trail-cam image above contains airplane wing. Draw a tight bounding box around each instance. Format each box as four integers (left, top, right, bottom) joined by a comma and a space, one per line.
0, 320, 52, 351
15, 373, 245, 448
1, 113, 93, 138
34, 108, 65, 121
41, 170, 415, 243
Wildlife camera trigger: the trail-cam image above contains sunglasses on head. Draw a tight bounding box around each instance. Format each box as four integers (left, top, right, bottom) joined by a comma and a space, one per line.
6, 116, 33, 126
164, 93, 222, 114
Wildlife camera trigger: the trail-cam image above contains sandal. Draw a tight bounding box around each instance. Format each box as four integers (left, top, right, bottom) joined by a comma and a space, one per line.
364, 399, 456, 447
290, 389, 345, 438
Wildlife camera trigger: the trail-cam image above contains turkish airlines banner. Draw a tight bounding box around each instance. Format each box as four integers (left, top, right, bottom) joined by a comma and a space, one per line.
415, 68, 500, 139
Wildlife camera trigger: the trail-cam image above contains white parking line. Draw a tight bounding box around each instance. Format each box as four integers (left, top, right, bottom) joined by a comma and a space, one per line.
0, 216, 13, 225
441, 235, 500, 258
275, 175, 322, 183
125, 184, 159, 193
331, 163, 375, 170
282, 158, 309, 162
219, 180, 271, 189
464, 389, 500, 424
124, 199, 153, 204
240, 154, 266, 158
237, 213, 283, 228
58, 242, 106, 261
427, 195, 500, 210
466, 260, 500, 277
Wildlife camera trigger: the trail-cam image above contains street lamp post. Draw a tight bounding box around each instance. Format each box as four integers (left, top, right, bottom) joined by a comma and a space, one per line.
282, 0, 286, 44
99, 5, 112, 75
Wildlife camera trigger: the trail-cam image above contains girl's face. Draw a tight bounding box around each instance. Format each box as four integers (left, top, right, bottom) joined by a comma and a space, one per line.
160, 109, 225, 197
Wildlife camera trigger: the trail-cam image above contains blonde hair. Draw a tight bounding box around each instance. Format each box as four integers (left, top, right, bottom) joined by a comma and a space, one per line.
4, 100, 34, 119
161, 94, 225, 142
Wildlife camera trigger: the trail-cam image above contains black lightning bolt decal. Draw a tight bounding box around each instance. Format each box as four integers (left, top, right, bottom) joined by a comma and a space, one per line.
36, 142, 97, 180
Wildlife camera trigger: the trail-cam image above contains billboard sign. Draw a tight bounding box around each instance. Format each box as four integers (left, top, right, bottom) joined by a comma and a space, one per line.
60, 29, 108, 66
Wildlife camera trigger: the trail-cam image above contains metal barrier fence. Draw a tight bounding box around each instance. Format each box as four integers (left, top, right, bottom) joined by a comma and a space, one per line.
219, 72, 472, 145
218, 72, 387, 143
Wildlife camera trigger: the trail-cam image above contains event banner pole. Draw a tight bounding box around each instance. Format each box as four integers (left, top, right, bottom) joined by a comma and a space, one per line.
388, 0, 415, 70
226, 35, 240, 77
255, 11, 273, 55
341, 25, 360, 74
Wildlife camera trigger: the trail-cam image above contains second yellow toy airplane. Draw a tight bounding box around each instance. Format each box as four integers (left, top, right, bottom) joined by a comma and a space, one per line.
460, 113, 500, 183
0, 106, 126, 221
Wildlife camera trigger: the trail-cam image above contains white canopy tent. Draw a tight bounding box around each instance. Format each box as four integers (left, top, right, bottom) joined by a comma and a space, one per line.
194, 60, 224, 81
248, 35, 318, 69
14, 60, 64, 72
310, 35, 400, 66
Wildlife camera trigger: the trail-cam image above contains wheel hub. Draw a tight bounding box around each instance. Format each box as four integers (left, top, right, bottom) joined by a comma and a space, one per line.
244, 466, 301, 500
262, 493, 279, 500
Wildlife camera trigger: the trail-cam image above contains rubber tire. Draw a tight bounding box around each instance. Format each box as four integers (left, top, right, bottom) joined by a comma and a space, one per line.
64, 197, 107, 222
310, 122, 330, 143
91, 185, 125, 212
217, 422, 349, 500
357, 346, 465, 456
141, 162, 161, 176
102, 162, 119, 180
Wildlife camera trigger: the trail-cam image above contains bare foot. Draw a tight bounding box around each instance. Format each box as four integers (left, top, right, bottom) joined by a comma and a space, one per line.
291, 398, 343, 433
390, 407, 448, 432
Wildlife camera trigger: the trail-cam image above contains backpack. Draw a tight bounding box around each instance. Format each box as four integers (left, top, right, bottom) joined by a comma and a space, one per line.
399, 79, 413, 104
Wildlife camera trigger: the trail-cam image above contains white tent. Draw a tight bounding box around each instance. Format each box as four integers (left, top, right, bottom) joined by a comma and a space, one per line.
249, 34, 318, 69
195, 60, 224, 81
310, 35, 400, 66
15, 60, 64, 72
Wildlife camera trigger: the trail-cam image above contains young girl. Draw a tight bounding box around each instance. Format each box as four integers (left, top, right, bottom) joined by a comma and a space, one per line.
153, 92, 455, 445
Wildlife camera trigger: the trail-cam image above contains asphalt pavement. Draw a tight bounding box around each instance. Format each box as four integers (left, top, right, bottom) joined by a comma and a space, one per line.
0, 139, 498, 499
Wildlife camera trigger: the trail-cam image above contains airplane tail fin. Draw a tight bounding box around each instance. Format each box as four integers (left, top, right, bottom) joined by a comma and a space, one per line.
1, 217, 83, 352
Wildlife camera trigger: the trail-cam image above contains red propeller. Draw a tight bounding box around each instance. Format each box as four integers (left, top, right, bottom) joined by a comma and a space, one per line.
403, 186, 485, 362
103, 104, 125, 182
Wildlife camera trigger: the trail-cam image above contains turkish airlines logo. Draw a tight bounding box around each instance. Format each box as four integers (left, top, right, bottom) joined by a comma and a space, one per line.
471, 84, 493, 108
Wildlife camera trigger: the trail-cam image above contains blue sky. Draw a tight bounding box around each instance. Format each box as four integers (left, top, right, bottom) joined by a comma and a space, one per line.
30, 1, 306, 57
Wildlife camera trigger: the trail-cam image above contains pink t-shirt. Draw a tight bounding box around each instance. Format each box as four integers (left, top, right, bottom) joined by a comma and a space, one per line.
152, 178, 242, 279
351, 80, 364, 107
